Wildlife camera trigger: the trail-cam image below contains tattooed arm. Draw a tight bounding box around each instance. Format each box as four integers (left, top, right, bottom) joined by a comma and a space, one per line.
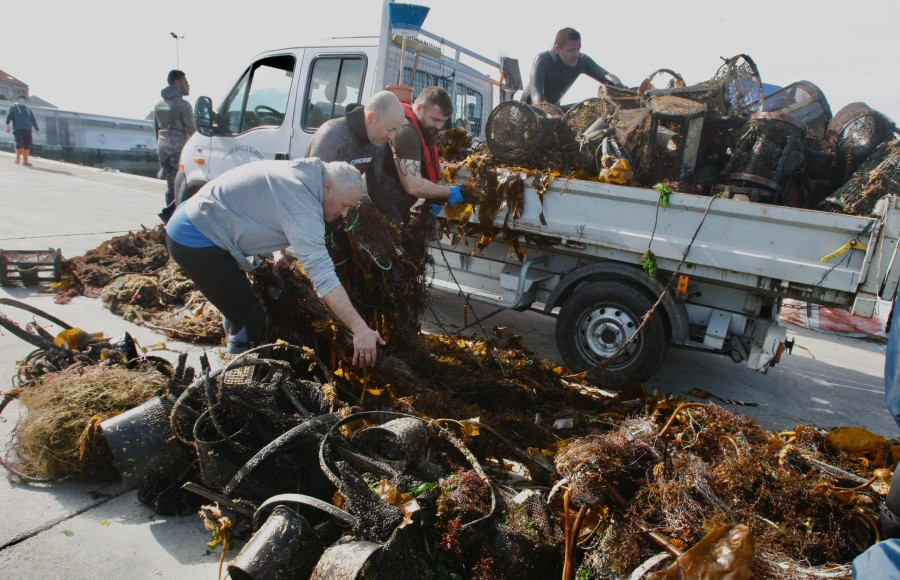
394, 158, 454, 200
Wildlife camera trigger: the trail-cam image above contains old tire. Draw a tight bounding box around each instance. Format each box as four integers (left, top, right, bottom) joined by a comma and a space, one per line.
555, 281, 667, 388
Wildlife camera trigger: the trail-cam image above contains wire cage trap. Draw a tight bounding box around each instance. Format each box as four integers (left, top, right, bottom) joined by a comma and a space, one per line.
0, 248, 63, 287
559, 97, 620, 174
645, 95, 707, 182
827, 102, 898, 179
717, 54, 764, 116
485, 101, 561, 164
722, 112, 808, 204
750, 80, 832, 139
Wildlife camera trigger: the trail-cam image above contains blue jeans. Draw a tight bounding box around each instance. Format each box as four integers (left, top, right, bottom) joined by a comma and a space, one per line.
853, 538, 900, 579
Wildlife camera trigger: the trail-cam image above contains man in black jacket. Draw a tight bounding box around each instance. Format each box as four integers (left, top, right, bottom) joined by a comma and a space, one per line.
522, 28, 625, 107
305, 90, 405, 177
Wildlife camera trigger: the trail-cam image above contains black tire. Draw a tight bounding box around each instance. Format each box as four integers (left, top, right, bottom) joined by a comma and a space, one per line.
555, 280, 667, 388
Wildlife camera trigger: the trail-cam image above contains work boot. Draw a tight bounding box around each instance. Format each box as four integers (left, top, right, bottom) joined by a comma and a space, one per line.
15, 148, 21, 164
23, 150, 32, 166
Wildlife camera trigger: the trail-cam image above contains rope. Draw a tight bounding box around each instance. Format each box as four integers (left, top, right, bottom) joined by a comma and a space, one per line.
574, 195, 717, 376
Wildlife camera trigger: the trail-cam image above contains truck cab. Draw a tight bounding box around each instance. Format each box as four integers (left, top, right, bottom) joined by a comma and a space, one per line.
174, 5, 504, 205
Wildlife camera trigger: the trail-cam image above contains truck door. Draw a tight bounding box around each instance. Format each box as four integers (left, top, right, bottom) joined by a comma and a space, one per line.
208, 53, 299, 177
293, 52, 369, 156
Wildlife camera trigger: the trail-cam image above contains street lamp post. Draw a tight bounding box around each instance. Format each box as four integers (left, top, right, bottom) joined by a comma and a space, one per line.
170, 32, 184, 69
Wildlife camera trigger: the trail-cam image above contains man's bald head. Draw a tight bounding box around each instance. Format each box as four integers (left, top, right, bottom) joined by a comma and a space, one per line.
363, 90, 406, 145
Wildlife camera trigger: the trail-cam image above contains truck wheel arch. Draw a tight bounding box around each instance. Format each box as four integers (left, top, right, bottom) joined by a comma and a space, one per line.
175, 178, 208, 207
543, 262, 690, 345
556, 280, 668, 387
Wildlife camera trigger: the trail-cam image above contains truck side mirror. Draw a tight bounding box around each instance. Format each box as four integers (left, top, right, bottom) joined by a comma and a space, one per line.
194, 96, 217, 137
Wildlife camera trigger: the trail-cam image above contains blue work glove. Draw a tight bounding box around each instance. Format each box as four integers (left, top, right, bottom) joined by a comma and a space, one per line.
429, 203, 443, 217
447, 186, 463, 207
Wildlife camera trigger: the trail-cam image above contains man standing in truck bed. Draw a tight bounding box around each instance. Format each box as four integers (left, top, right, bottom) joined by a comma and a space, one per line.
369, 86, 464, 227
522, 27, 625, 107
306, 90, 405, 176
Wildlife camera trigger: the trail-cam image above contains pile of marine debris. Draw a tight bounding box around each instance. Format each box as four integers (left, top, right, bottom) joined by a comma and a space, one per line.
479, 54, 899, 216
1, 201, 897, 579
52, 225, 224, 345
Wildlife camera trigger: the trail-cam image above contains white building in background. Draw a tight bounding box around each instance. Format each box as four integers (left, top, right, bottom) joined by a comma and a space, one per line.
0, 69, 158, 176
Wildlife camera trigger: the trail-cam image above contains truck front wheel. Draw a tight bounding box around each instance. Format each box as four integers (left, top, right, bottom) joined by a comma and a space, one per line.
555, 281, 667, 388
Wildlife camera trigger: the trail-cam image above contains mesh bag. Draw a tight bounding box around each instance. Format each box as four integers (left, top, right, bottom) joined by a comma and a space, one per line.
485, 101, 561, 164
827, 139, 900, 216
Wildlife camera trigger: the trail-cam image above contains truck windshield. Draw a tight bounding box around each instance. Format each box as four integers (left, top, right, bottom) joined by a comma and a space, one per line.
219, 54, 296, 135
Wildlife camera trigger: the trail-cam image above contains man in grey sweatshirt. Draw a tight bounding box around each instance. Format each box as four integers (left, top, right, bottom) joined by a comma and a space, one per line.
165, 158, 383, 366
154, 70, 195, 223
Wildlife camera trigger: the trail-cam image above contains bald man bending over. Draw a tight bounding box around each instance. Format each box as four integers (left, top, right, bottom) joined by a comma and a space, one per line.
306, 90, 405, 176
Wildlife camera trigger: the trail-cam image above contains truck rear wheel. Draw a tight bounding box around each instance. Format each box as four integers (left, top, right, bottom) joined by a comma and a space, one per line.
555, 281, 667, 388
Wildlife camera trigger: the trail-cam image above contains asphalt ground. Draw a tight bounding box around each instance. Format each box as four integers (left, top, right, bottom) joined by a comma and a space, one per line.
0, 150, 896, 578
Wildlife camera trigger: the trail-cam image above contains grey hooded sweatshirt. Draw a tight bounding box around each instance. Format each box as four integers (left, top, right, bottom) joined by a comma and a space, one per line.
182, 158, 341, 297
154, 84, 195, 160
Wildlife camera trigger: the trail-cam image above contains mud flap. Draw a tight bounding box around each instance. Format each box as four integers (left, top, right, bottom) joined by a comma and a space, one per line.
747, 322, 787, 373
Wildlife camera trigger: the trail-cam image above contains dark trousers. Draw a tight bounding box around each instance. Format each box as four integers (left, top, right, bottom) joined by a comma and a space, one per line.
13, 130, 33, 151
166, 237, 267, 353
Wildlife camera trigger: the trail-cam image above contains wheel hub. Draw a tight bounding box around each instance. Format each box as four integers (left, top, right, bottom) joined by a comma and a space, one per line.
578, 306, 639, 363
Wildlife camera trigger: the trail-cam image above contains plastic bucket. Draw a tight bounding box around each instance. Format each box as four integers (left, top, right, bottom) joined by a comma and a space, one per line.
228, 506, 323, 580
99, 397, 192, 490
385, 84, 413, 104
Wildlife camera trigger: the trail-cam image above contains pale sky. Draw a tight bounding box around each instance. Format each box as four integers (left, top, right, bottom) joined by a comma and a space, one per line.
3, 0, 898, 126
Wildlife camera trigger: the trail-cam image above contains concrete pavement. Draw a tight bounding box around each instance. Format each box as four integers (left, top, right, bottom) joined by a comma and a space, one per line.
0, 150, 896, 578
0, 152, 223, 579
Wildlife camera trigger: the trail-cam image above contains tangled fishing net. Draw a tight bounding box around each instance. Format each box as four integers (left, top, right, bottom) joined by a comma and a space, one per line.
5, 365, 167, 481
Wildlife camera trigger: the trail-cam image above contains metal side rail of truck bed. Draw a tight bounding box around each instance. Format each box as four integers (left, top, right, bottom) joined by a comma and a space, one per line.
427, 168, 900, 386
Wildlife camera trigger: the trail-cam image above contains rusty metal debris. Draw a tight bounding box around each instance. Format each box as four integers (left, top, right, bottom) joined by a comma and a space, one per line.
0, 248, 64, 287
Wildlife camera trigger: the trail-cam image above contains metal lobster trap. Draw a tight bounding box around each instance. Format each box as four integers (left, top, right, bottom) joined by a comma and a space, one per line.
644, 54, 763, 121
749, 80, 832, 139
0, 248, 64, 287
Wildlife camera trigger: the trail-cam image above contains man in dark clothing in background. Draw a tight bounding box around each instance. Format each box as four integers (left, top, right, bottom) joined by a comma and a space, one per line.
5, 94, 40, 166
306, 90, 405, 177
154, 69, 195, 223
369, 86, 463, 227
522, 27, 625, 107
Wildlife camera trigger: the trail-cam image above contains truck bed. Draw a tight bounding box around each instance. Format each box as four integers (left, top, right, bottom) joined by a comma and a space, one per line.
436, 169, 900, 316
